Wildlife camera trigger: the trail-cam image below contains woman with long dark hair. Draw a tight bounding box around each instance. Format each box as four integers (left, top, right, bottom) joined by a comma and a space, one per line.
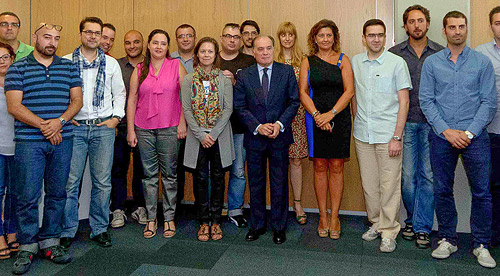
127, 29, 187, 239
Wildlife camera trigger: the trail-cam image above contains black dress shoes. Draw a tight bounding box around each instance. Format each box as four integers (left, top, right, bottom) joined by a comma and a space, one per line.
60, 237, 73, 251
245, 228, 267, 241
273, 230, 286, 244
91, 232, 112, 247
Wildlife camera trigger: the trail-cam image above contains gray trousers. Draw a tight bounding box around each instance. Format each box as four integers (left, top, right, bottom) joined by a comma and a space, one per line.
136, 126, 179, 222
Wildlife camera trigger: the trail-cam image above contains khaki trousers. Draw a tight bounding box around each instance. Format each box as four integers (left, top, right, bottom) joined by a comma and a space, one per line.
355, 138, 402, 239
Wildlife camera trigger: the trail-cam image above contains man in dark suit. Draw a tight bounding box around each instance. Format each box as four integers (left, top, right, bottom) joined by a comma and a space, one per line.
234, 35, 300, 244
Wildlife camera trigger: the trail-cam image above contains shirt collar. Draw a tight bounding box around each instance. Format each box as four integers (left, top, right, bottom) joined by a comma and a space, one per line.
400, 38, 441, 52
171, 51, 193, 62
26, 51, 61, 66
492, 39, 500, 50
257, 62, 273, 72
362, 50, 386, 64
16, 41, 29, 54
443, 45, 470, 59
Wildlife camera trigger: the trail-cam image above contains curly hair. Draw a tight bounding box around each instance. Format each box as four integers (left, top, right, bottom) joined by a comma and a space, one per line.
307, 19, 340, 56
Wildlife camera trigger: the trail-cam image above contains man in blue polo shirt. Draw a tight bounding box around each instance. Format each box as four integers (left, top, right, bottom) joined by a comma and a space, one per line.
5, 23, 82, 274
420, 11, 497, 268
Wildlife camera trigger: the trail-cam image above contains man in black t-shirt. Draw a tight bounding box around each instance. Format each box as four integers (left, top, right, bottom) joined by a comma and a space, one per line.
217, 23, 255, 228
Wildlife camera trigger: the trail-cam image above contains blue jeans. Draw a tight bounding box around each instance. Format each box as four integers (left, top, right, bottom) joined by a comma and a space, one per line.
228, 134, 247, 217
0, 154, 16, 236
62, 125, 115, 239
489, 133, 500, 245
15, 139, 73, 253
401, 122, 434, 234
429, 130, 492, 248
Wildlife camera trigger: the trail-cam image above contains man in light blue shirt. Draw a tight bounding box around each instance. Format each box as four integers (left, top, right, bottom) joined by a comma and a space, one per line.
420, 11, 497, 268
476, 5, 500, 251
352, 19, 411, 253
171, 24, 196, 74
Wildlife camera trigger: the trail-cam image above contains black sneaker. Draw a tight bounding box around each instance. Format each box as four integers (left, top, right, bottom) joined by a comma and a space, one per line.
12, 251, 34, 275
40, 245, 72, 264
91, 232, 112, 247
229, 215, 248, 228
415, 232, 431, 249
60, 237, 73, 251
402, 224, 415, 241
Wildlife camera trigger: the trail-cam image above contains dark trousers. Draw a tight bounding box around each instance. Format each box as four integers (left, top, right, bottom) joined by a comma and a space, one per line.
489, 133, 500, 245
429, 131, 492, 248
111, 126, 145, 211
246, 144, 289, 231
177, 139, 186, 204
193, 141, 225, 224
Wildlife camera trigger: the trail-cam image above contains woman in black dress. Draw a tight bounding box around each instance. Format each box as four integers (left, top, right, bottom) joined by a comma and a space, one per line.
298, 19, 354, 239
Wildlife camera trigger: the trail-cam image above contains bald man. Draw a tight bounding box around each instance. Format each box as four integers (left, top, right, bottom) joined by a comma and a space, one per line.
110, 30, 146, 228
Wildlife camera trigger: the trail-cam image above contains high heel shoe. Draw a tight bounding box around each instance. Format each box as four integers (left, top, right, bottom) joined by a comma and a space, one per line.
317, 211, 329, 238
329, 217, 341, 240
294, 199, 307, 225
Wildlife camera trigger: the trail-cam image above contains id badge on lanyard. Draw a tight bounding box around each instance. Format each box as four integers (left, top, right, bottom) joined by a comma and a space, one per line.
203, 81, 210, 100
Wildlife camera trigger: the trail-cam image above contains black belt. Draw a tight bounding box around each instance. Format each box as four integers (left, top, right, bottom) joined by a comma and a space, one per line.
75, 116, 112, 125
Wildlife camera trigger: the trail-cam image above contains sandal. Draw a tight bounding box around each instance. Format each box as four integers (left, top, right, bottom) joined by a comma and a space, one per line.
198, 224, 210, 242
317, 211, 329, 238
164, 221, 176, 238
143, 220, 157, 239
294, 200, 307, 225
0, 247, 10, 260
211, 224, 223, 241
7, 234, 19, 252
329, 217, 341, 240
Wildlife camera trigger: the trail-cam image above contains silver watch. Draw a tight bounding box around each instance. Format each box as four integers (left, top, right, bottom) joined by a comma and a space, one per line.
464, 130, 474, 139
393, 136, 402, 141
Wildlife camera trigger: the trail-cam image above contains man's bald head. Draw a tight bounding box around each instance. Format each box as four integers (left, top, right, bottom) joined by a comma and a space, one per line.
124, 30, 143, 58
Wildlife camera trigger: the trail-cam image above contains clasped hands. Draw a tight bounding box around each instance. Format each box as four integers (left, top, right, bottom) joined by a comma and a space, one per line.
257, 122, 281, 139
443, 129, 471, 149
40, 118, 63, 145
314, 112, 334, 132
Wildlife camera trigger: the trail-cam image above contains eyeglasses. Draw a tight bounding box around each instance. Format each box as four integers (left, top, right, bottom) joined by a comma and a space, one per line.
177, 34, 194, 39
34, 23, 63, 34
82, 30, 102, 37
222, 34, 241, 40
242, 31, 258, 37
365, 33, 385, 39
0, 22, 20, 28
0, 54, 12, 62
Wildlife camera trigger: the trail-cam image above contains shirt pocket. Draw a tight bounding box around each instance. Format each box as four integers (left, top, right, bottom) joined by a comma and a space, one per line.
376, 76, 392, 93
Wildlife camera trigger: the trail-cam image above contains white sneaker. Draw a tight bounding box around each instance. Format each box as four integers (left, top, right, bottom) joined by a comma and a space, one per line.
362, 227, 380, 241
111, 209, 126, 228
380, 238, 397, 253
131, 207, 147, 225
473, 244, 497, 268
431, 238, 458, 259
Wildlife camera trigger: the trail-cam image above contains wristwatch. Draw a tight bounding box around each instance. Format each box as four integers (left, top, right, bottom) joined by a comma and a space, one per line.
392, 135, 402, 141
59, 117, 66, 125
112, 115, 122, 122
331, 108, 338, 115
464, 130, 474, 139
312, 110, 320, 117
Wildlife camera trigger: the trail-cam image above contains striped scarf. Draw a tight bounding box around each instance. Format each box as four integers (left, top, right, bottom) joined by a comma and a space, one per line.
72, 46, 106, 112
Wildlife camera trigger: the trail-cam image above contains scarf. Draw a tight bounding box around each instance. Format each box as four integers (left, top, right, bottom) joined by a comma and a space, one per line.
191, 66, 221, 128
72, 46, 106, 112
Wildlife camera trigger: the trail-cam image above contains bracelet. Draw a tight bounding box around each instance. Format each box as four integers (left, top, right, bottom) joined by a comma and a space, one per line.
312, 111, 320, 117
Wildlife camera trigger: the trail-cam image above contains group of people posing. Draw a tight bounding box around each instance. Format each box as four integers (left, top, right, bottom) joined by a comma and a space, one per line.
0, 3, 499, 275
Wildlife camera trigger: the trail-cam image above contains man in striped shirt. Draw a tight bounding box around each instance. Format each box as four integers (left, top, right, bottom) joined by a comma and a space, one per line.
5, 23, 82, 275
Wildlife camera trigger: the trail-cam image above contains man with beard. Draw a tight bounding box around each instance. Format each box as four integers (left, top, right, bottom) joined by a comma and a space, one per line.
100, 23, 116, 55
352, 19, 411, 253
5, 23, 82, 274
475, 5, 500, 251
388, 4, 444, 249
217, 23, 255, 228
240, 20, 260, 56
0, 12, 33, 61
420, 11, 497, 268
110, 30, 146, 228
60, 17, 126, 249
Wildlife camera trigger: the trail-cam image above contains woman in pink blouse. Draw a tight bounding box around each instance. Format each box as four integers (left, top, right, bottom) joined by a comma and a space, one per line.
127, 29, 187, 239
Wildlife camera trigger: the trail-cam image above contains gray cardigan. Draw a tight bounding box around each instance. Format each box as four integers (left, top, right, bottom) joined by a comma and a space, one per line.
181, 72, 235, 169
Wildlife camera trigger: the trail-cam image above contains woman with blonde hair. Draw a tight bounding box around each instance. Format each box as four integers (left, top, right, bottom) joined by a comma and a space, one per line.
275, 21, 308, 225
298, 19, 354, 239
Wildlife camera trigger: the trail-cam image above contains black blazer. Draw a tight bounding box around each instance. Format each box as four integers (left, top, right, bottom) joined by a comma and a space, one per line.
233, 62, 300, 150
